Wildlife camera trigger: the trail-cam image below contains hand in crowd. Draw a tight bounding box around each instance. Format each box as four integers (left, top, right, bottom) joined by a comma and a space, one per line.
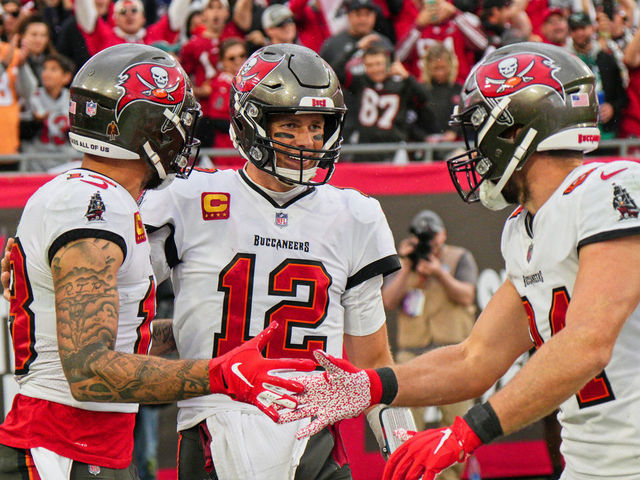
389, 60, 409, 79
356, 33, 382, 51
414, 254, 442, 277
245, 30, 268, 47
397, 236, 419, 259
1, 238, 14, 302
600, 101, 614, 123
416, 0, 457, 28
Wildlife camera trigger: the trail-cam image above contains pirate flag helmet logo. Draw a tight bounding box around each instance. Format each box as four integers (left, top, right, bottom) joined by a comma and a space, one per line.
115, 62, 186, 129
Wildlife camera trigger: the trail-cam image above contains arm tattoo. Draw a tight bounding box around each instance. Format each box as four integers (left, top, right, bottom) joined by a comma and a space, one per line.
53, 238, 210, 404
149, 318, 177, 356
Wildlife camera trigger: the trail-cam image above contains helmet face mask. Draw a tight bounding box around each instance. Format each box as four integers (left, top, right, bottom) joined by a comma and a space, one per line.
230, 44, 346, 186
447, 42, 600, 208
69, 44, 201, 189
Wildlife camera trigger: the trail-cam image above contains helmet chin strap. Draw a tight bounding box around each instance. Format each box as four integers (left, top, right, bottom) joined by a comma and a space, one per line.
275, 165, 318, 184
143, 141, 176, 189
479, 128, 538, 210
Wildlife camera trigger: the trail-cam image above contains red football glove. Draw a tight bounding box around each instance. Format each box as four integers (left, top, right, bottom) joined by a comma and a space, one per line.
208, 322, 316, 422
277, 350, 387, 438
382, 416, 482, 480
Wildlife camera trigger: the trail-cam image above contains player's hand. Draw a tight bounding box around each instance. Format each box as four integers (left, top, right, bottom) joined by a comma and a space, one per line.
1, 237, 14, 302
277, 350, 383, 438
208, 322, 316, 422
382, 416, 482, 480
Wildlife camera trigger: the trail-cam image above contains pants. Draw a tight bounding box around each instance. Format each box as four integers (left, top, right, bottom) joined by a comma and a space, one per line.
177, 423, 352, 480
0, 443, 139, 479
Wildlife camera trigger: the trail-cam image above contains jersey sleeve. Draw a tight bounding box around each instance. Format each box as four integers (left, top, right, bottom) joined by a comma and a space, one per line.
44, 184, 132, 265
345, 192, 401, 290
139, 186, 182, 280
575, 162, 640, 250
342, 275, 386, 336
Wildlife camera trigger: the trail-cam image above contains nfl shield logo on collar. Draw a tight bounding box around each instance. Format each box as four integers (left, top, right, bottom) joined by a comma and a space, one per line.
88, 465, 101, 475
275, 212, 288, 227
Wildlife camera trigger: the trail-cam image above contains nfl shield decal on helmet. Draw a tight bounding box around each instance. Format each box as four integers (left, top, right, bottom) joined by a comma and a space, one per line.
275, 211, 288, 227
85, 100, 97, 117
115, 62, 186, 122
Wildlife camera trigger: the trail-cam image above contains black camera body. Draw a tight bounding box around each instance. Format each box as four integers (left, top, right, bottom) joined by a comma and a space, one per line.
407, 229, 436, 268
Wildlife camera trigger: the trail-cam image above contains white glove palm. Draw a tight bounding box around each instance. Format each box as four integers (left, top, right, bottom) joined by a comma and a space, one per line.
277, 350, 378, 438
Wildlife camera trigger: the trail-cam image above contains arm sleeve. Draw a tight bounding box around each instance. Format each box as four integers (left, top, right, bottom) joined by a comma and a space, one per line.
453, 250, 479, 284
343, 275, 387, 336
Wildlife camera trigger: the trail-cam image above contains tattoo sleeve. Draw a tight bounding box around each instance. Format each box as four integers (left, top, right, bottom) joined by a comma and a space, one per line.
53, 238, 210, 404
149, 318, 177, 356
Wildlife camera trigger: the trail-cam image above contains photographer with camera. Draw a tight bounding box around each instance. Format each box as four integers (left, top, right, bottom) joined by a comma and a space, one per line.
382, 209, 477, 480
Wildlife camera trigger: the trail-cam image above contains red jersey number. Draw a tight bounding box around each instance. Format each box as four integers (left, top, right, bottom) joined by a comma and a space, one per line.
214, 254, 330, 360
523, 287, 615, 408
8, 239, 38, 375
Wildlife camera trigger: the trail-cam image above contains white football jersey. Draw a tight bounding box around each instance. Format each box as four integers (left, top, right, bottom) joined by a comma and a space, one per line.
140, 168, 399, 430
501, 161, 640, 478
11, 168, 155, 413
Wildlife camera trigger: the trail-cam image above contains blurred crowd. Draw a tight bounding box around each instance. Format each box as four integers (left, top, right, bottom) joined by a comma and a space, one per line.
1, 0, 639, 170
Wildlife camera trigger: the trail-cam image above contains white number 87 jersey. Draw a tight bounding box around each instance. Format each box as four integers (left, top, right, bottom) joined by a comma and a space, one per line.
501, 161, 640, 479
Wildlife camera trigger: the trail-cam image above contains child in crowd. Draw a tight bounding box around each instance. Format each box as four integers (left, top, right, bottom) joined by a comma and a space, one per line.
21, 52, 76, 171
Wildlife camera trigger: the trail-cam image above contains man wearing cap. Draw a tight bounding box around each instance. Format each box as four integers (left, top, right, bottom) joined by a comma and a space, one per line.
566, 11, 627, 139
540, 7, 569, 46
75, 0, 190, 55
262, 4, 299, 46
381, 209, 477, 480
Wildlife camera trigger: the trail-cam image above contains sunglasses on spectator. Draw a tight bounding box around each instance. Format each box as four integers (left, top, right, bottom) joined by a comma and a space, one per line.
225, 52, 247, 61
3, 9, 19, 17
118, 7, 139, 14
275, 18, 294, 28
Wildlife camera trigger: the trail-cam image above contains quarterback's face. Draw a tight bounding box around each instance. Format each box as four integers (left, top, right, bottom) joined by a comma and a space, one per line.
267, 113, 325, 170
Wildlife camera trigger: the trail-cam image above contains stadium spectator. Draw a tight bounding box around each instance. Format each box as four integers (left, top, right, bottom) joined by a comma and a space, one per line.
1, 0, 25, 41
320, 0, 393, 69
205, 36, 245, 168
40, 0, 73, 46
338, 44, 431, 161
75, 0, 189, 56
279, 42, 640, 480
179, 0, 242, 148
0, 43, 313, 479
411, 42, 461, 158
0, 34, 37, 166
394, 0, 487, 84
621, 19, 640, 138
382, 209, 478, 480
17, 14, 57, 85
20, 53, 75, 170
261, 4, 298, 46
320, 0, 394, 142
539, 7, 569, 46
566, 11, 627, 139
478, 0, 530, 49
139, 43, 407, 480
233, 0, 330, 53
55, 0, 112, 71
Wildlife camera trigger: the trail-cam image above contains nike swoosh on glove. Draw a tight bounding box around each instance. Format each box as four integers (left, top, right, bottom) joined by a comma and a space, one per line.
382, 416, 482, 480
277, 350, 385, 438
208, 322, 316, 422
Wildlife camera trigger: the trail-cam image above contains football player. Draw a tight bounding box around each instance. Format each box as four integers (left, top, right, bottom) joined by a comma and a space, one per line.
138, 43, 403, 479
0, 43, 314, 479
279, 42, 640, 480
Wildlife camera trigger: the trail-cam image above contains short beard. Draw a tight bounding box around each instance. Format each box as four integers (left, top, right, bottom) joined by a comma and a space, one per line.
501, 170, 528, 205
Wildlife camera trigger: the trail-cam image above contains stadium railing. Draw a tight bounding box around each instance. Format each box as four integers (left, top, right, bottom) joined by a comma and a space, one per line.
1, 138, 640, 171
